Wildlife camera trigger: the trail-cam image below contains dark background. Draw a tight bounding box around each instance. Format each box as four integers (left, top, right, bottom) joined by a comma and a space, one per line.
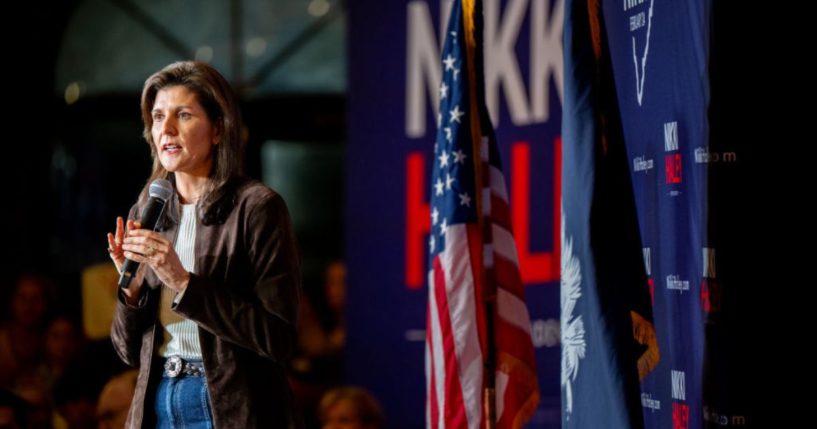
1, 1, 346, 323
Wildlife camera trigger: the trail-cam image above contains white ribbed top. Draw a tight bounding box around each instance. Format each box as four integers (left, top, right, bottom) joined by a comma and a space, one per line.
158, 203, 202, 359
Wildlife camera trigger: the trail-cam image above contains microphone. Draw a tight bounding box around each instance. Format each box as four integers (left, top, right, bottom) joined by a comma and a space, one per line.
118, 178, 174, 289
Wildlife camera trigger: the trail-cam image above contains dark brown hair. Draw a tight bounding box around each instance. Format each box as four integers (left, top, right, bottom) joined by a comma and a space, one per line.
138, 61, 245, 219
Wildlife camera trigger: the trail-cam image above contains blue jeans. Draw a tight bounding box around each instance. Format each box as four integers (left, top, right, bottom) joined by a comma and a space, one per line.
154, 369, 214, 429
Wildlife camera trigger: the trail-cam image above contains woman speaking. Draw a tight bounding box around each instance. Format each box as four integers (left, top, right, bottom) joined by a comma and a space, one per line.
106, 61, 302, 428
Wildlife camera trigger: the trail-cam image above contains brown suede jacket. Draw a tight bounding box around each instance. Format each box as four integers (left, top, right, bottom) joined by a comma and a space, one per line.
111, 178, 302, 428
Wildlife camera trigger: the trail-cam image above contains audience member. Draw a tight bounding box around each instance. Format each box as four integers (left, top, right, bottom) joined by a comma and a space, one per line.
0, 273, 52, 390
95, 370, 137, 429
318, 386, 384, 429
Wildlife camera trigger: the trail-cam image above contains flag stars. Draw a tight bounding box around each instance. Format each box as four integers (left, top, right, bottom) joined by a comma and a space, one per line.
444, 127, 453, 142
449, 105, 464, 123
429, 235, 436, 252
453, 149, 467, 164
437, 112, 442, 127
439, 218, 448, 236
453, 68, 460, 80
443, 54, 456, 71
445, 173, 456, 190
431, 207, 439, 225
438, 151, 450, 168
459, 192, 471, 207
440, 81, 449, 100
434, 178, 445, 196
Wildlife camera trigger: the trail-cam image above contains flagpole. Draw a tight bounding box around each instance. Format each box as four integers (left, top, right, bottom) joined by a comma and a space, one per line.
461, 0, 497, 428
483, 299, 497, 429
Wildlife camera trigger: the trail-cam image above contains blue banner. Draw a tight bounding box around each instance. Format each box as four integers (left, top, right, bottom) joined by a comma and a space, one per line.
605, 0, 712, 427
561, 0, 752, 427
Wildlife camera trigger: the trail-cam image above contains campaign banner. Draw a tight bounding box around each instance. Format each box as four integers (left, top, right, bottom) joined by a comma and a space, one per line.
347, 1, 564, 427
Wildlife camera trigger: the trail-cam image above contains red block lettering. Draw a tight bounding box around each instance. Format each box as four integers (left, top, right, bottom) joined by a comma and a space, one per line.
405, 153, 430, 289
511, 139, 561, 284
665, 154, 682, 184
672, 402, 689, 429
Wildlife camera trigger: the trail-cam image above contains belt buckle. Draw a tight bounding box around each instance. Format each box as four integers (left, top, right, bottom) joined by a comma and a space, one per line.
165, 355, 183, 378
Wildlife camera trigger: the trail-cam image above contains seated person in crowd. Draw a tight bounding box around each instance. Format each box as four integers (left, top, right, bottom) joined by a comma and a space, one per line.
319, 386, 384, 429
96, 370, 137, 429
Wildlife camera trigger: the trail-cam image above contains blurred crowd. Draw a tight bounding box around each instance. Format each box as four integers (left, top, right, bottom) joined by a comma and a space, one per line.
1, 261, 384, 429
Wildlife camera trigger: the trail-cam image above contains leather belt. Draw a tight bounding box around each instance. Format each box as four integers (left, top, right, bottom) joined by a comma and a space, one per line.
163, 355, 205, 378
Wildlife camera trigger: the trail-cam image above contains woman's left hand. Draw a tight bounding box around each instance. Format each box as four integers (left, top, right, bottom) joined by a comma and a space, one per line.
121, 229, 190, 293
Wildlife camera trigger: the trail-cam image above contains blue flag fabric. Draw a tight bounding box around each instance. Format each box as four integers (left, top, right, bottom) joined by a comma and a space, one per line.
561, 0, 655, 428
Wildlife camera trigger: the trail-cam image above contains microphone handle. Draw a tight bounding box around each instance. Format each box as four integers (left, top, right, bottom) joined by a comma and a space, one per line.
118, 260, 139, 289
117, 196, 168, 289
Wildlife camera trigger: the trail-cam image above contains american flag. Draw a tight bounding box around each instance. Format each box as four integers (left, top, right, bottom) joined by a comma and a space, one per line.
425, 1, 539, 428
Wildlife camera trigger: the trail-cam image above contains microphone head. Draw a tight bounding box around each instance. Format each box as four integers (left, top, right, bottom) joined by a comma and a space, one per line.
148, 178, 174, 202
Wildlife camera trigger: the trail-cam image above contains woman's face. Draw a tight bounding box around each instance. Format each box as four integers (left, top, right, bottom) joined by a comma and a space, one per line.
151, 85, 219, 176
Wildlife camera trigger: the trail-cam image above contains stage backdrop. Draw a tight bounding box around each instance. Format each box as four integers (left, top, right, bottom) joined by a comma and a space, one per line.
347, 0, 564, 427
603, 0, 747, 427
560, 0, 752, 428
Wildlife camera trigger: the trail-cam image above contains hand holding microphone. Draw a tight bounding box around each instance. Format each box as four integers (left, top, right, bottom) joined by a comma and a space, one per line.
107, 179, 188, 302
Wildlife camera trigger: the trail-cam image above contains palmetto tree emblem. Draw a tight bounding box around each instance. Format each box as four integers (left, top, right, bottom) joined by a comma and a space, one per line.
561, 209, 586, 418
